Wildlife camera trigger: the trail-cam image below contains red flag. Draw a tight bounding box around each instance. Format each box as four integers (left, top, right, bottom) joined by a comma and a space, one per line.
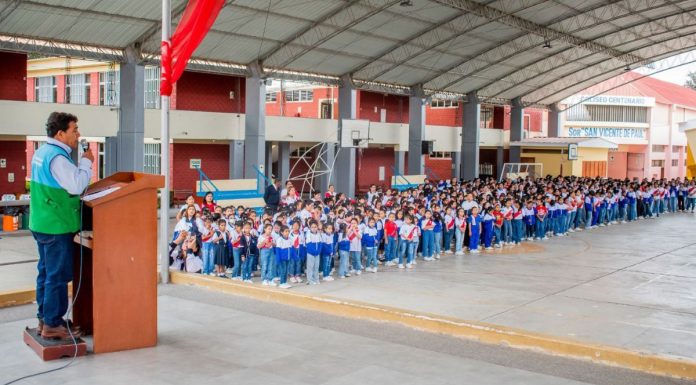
161, 0, 225, 96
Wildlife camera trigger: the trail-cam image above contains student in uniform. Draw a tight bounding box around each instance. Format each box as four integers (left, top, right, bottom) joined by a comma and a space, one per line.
304, 220, 323, 285
468, 206, 482, 253
482, 208, 495, 250
200, 217, 216, 276
289, 220, 305, 283
419, 210, 436, 261
275, 226, 293, 289
442, 207, 455, 254
336, 223, 351, 278
511, 201, 524, 244
384, 212, 399, 266
362, 217, 379, 273
212, 219, 230, 277
491, 204, 503, 247
454, 208, 468, 255
398, 215, 418, 268
239, 222, 258, 283
523, 200, 536, 240
229, 221, 243, 280
535, 199, 548, 240
321, 223, 335, 281
347, 218, 363, 275
257, 224, 276, 286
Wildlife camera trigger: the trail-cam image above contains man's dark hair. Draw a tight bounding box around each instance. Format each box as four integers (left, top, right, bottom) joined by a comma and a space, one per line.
46, 112, 78, 138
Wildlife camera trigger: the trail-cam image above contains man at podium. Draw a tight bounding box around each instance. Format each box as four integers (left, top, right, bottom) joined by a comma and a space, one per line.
29, 112, 94, 340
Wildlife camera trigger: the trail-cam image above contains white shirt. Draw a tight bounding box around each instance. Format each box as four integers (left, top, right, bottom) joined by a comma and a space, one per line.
46, 138, 92, 195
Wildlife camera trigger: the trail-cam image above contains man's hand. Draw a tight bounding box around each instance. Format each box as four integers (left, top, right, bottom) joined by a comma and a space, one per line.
82, 147, 95, 162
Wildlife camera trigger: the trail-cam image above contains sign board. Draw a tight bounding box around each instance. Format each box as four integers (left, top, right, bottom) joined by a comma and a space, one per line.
568, 143, 578, 160
189, 159, 201, 169
0, 159, 5, 168
563, 95, 655, 107
568, 127, 645, 139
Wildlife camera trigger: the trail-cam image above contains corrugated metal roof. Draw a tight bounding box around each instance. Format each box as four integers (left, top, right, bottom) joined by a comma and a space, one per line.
0, 0, 694, 107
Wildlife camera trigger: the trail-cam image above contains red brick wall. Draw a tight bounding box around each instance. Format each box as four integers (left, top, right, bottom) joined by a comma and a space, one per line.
424, 156, 452, 181
0, 141, 28, 194
56, 75, 65, 104
26, 78, 35, 102
171, 143, 229, 191
25, 141, 34, 179
426, 104, 462, 126
174, 72, 245, 113
0, 52, 27, 101
356, 148, 395, 192
89, 72, 100, 105
526, 108, 544, 132
358, 91, 408, 123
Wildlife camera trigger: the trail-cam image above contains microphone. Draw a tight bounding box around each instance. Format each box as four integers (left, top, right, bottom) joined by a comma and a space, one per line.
79, 139, 89, 152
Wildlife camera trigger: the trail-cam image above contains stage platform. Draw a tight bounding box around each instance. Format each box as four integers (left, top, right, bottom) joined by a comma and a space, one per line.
0, 285, 691, 385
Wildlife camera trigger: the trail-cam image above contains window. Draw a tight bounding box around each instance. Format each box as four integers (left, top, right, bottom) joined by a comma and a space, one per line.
430, 99, 459, 108
429, 151, 452, 159
98, 142, 105, 179
672, 159, 679, 167
34, 76, 57, 103
99, 71, 120, 106
565, 104, 648, 123
285, 90, 313, 102
33, 141, 46, 152
65, 74, 90, 105
672, 146, 682, 153
143, 143, 161, 174
479, 106, 493, 128
290, 146, 312, 158
651, 159, 664, 167
265, 92, 277, 102
652, 145, 665, 152
144, 66, 160, 109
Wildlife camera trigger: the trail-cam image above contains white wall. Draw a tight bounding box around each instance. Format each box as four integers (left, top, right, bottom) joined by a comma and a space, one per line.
0, 100, 508, 148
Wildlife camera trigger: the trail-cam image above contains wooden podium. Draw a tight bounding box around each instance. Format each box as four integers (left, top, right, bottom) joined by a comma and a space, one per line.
72, 172, 164, 353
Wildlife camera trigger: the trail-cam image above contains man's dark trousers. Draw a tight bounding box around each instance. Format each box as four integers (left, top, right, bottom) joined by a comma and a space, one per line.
33, 232, 74, 327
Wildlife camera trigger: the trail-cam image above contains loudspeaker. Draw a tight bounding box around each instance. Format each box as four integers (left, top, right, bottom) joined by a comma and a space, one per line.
421, 141, 433, 155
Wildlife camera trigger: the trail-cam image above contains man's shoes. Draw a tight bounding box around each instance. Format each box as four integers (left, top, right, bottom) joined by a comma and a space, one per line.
41, 324, 84, 340
38, 318, 81, 336
38, 319, 43, 334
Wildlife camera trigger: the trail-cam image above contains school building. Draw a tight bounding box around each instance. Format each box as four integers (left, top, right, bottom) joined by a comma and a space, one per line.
558, 72, 696, 180
0, 52, 693, 199
0, 53, 547, 197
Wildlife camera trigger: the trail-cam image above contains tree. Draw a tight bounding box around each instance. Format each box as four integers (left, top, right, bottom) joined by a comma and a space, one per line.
686, 71, 696, 90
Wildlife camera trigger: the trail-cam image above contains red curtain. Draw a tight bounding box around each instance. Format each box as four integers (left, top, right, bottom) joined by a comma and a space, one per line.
160, 0, 225, 96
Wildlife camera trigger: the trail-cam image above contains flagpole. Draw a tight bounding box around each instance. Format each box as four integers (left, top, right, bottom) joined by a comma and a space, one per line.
160, 0, 171, 284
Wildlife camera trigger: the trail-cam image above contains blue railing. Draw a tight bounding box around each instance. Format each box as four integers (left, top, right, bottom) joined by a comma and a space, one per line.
390, 166, 419, 191
195, 166, 219, 197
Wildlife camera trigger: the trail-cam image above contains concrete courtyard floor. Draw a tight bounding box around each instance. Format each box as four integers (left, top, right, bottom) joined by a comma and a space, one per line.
1, 212, 695, 372
0, 284, 692, 385
289, 212, 696, 362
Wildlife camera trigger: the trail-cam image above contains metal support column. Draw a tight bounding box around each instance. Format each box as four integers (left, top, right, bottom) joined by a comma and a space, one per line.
244, 64, 266, 178
451, 151, 461, 179
394, 149, 406, 176
278, 141, 290, 183
461, 91, 480, 180
229, 140, 244, 179
496, 146, 504, 179
510, 97, 524, 163
335, 75, 356, 197
117, 46, 145, 172
547, 102, 561, 138
408, 85, 426, 175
